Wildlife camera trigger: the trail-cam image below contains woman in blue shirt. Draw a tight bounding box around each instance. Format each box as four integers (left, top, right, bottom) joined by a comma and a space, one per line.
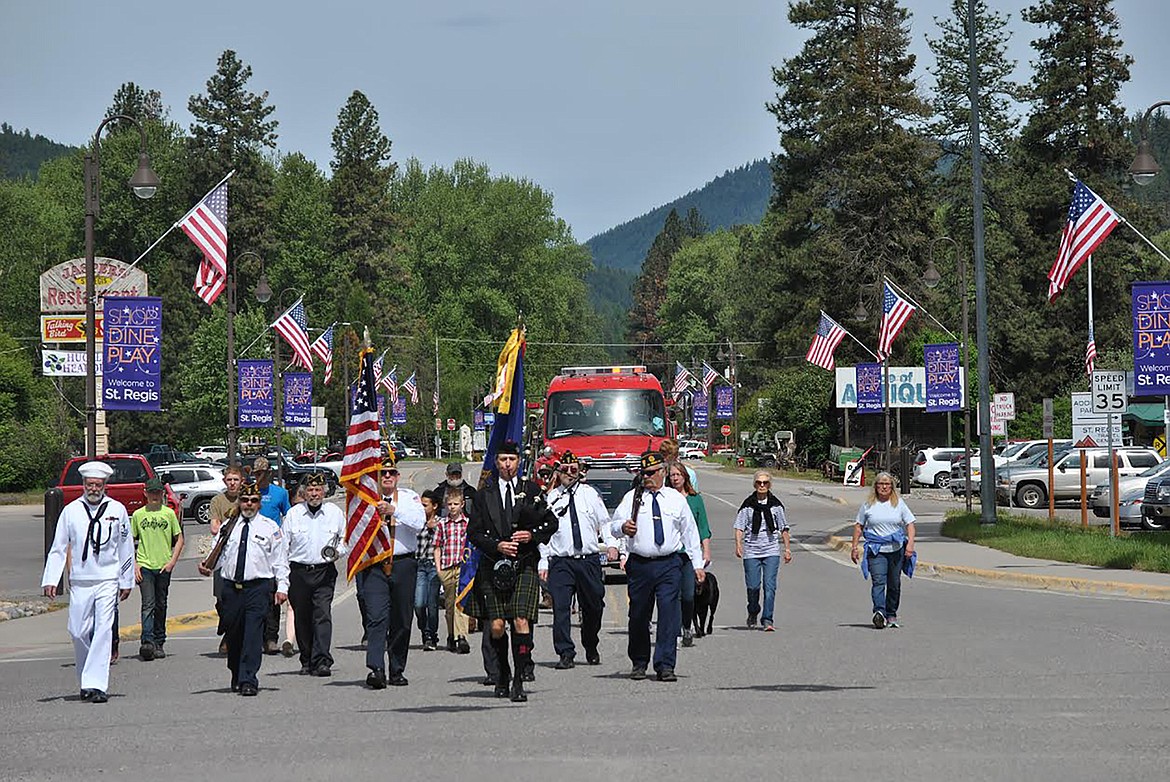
850, 472, 916, 629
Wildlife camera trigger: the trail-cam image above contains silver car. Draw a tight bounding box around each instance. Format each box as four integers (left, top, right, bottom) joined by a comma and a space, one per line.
997, 447, 1162, 509
1090, 459, 1170, 518
156, 463, 225, 524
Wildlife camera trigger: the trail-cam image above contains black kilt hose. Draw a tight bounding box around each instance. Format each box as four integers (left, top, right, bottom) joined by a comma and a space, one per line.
466, 476, 558, 623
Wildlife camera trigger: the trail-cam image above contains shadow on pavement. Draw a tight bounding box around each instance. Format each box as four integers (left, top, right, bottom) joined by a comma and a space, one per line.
359, 705, 497, 714
717, 683, 874, 693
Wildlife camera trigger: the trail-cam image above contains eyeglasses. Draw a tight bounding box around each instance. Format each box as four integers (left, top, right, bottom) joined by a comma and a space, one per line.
239, 497, 260, 504
754, 480, 771, 486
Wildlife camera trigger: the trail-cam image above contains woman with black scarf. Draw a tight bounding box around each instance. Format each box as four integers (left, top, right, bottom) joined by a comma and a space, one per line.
733, 470, 791, 632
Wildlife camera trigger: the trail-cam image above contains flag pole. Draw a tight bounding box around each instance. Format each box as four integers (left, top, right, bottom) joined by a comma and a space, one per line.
1063, 168, 1170, 264
1087, 254, 1095, 374
839, 325, 880, 361
103, 169, 237, 296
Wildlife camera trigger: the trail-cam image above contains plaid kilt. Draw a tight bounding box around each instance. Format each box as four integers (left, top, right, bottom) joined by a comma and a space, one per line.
472, 559, 541, 621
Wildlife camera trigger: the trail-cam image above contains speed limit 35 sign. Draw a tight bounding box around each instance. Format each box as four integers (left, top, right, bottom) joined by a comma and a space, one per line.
1090, 370, 1128, 414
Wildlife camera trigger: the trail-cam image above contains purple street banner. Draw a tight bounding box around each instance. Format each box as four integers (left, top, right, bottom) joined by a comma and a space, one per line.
855, 363, 884, 414
1133, 282, 1170, 395
714, 386, 733, 419
391, 395, 407, 426
692, 391, 709, 428
101, 296, 161, 411
474, 409, 485, 431
238, 359, 274, 428
924, 343, 962, 412
283, 372, 313, 427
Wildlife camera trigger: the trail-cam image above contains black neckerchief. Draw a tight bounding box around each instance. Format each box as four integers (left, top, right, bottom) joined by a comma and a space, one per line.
81, 499, 111, 562
739, 492, 783, 535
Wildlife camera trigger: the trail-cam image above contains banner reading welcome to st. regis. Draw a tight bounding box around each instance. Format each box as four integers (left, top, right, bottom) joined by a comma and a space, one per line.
101, 297, 161, 411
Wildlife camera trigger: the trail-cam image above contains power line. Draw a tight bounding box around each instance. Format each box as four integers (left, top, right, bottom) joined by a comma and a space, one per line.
436, 338, 765, 347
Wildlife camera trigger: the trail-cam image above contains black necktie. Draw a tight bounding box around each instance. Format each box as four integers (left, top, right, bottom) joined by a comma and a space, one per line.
233, 518, 251, 582
651, 492, 665, 547
504, 481, 514, 525
568, 490, 583, 552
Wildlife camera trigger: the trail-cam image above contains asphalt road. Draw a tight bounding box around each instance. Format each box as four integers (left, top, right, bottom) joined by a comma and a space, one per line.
2, 463, 1169, 780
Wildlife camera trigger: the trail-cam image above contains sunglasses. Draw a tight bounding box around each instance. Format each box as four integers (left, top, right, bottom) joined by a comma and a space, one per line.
754, 480, 771, 486
644, 468, 663, 476
239, 497, 260, 504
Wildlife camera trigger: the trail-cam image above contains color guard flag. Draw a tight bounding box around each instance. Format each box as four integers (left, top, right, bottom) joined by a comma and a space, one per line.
806, 311, 848, 371
341, 346, 394, 579
272, 298, 313, 369
1047, 181, 1120, 302
877, 281, 915, 361
181, 182, 229, 305
311, 325, 334, 385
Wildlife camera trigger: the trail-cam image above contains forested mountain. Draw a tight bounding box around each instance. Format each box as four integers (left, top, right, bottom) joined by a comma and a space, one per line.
584, 159, 771, 272
0, 123, 78, 179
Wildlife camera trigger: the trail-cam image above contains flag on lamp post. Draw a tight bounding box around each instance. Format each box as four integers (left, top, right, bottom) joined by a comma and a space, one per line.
402, 373, 419, 404
877, 281, 915, 361
181, 182, 229, 305
311, 324, 334, 384
1047, 180, 1121, 302
806, 311, 848, 371
272, 298, 313, 369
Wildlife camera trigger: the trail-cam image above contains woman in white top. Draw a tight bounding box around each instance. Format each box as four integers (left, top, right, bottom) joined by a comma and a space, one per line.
849, 472, 916, 629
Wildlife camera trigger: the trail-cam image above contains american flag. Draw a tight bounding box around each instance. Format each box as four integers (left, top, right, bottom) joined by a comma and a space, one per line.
373, 351, 386, 387
272, 298, 313, 369
806, 311, 848, 371
384, 367, 399, 403
433, 387, 440, 415
181, 183, 228, 305
672, 362, 693, 397
342, 347, 394, 580
311, 325, 334, 385
402, 372, 419, 405
877, 281, 915, 361
701, 361, 720, 391
1048, 181, 1120, 302
1085, 326, 1098, 376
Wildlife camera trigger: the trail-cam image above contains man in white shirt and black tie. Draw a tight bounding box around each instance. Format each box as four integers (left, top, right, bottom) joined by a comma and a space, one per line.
284, 473, 348, 677
199, 477, 290, 696
362, 455, 426, 689
611, 450, 705, 682
539, 451, 619, 669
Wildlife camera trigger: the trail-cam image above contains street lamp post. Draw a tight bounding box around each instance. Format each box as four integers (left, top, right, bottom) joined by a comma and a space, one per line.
272, 287, 304, 487
226, 251, 271, 466
717, 339, 741, 453
923, 236, 974, 512
84, 115, 160, 458
1129, 100, 1170, 458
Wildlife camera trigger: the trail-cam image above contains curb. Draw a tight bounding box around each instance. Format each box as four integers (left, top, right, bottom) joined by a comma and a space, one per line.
118, 610, 219, 642
804, 488, 850, 506
823, 535, 1170, 602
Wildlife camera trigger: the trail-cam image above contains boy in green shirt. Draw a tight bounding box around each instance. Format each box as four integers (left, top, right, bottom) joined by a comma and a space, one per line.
131, 478, 184, 661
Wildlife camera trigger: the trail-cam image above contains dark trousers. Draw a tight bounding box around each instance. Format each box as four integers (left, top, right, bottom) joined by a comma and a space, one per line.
548, 557, 604, 659
356, 569, 369, 642
680, 554, 695, 632
626, 553, 683, 673
221, 579, 275, 688
361, 557, 417, 676
138, 567, 172, 647
289, 563, 337, 670
264, 597, 280, 645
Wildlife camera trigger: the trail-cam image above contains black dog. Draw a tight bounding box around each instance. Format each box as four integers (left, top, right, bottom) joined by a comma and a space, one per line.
692, 571, 720, 637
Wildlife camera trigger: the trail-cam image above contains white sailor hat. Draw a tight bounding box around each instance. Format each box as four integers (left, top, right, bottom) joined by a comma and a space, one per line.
78, 461, 114, 480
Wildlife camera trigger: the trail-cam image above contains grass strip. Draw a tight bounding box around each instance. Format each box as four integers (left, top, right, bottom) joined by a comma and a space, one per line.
942, 511, 1170, 574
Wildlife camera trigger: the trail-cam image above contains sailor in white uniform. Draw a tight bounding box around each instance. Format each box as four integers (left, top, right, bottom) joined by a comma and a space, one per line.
42, 460, 135, 704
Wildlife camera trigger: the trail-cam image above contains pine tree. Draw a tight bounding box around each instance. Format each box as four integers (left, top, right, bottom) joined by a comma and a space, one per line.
106, 83, 166, 123
628, 209, 686, 370
762, 0, 936, 360
329, 90, 397, 289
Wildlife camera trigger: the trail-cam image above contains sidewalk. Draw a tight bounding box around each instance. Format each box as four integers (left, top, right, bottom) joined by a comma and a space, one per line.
803, 483, 1170, 601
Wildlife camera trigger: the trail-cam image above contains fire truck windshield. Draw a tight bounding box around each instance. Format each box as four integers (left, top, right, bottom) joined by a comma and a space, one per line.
546, 389, 666, 439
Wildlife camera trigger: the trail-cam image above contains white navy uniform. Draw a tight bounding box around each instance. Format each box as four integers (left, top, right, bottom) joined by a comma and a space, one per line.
284, 501, 347, 672
610, 486, 703, 567
539, 482, 619, 569
41, 495, 135, 693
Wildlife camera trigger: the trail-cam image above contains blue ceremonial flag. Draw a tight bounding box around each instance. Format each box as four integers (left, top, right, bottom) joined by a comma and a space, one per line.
480, 328, 526, 480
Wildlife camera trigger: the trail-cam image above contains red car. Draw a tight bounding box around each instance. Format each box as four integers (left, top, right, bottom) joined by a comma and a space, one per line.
56, 454, 182, 517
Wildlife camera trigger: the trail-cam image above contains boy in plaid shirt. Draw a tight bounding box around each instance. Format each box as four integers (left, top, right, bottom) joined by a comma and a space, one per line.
414, 490, 443, 651
435, 489, 472, 654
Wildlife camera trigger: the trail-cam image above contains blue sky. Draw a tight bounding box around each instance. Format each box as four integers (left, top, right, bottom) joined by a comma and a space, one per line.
2, 1, 1165, 240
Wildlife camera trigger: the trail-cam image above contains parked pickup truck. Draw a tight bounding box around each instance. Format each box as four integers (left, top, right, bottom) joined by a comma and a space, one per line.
56, 454, 182, 517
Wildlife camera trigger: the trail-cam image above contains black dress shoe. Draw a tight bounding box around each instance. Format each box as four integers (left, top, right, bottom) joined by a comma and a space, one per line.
555, 655, 575, 670
388, 673, 409, 686
239, 683, 258, 696
299, 664, 313, 675
656, 668, 677, 682
311, 666, 332, 677
494, 682, 510, 698
446, 637, 457, 652
521, 668, 535, 683
79, 689, 94, 701
455, 637, 471, 655
585, 651, 600, 666
89, 690, 109, 703
366, 669, 387, 690
481, 676, 497, 687
510, 681, 527, 703
230, 679, 239, 693
630, 666, 647, 681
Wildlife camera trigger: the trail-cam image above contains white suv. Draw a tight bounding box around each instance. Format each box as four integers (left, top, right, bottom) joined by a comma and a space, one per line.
912, 448, 966, 488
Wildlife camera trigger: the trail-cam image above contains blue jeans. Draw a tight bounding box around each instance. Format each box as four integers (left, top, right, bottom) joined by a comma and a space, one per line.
743, 555, 779, 624
867, 548, 904, 618
414, 561, 441, 643
139, 568, 172, 646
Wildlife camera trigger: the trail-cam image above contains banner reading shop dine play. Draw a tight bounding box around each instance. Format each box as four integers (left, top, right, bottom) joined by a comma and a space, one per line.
102, 296, 161, 411
238, 359, 274, 428
855, 363, 884, 414
1133, 281, 1170, 395
283, 372, 313, 428
924, 343, 963, 412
